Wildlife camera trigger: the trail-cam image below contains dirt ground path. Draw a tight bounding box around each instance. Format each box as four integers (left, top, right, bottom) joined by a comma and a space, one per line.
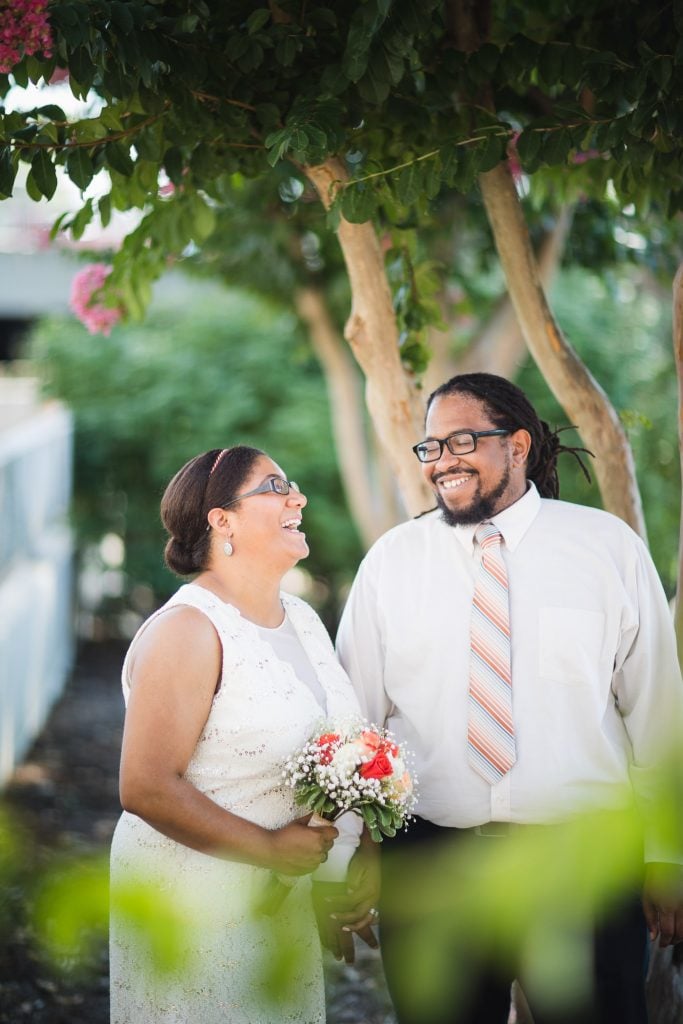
0, 641, 394, 1024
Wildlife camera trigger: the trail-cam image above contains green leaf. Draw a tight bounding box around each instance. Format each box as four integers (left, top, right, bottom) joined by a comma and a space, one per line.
541, 128, 572, 165
288, 128, 309, 158
49, 210, 70, 240
25, 168, 43, 201
225, 34, 250, 62
236, 41, 264, 73
106, 141, 135, 176
247, 8, 270, 34
395, 161, 421, 205
69, 199, 94, 241
255, 103, 280, 129
320, 62, 349, 95
539, 43, 564, 87
38, 104, 66, 122
562, 45, 584, 87
440, 144, 460, 186
423, 156, 441, 200
341, 182, 376, 222
516, 128, 542, 167
275, 35, 298, 67
264, 127, 291, 166
189, 195, 216, 241
12, 61, 29, 89
68, 47, 95, 94
360, 804, 378, 828
651, 57, 673, 91
110, 1, 134, 33
66, 147, 94, 190
30, 149, 57, 199
377, 805, 392, 828
162, 146, 184, 186
0, 146, 16, 197
476, 132, 506, 173
357, 49, 392, 104
99, 193, 112, 228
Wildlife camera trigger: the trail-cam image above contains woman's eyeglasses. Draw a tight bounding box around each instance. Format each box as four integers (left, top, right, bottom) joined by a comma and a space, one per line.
221, 477, 300, 508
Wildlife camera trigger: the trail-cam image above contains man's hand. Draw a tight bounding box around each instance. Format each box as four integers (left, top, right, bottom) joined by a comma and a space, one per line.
643, 862, 683, 946
325, 839, 381, 963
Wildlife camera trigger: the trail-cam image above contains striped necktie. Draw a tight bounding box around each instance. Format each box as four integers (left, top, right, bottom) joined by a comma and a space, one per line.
468, 522, 516, 784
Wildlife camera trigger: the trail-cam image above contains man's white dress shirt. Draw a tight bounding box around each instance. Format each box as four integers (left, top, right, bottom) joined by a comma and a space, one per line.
336, 485, 683, 860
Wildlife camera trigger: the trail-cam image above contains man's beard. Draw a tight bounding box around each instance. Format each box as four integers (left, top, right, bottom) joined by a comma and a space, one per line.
435, 462, 512, 527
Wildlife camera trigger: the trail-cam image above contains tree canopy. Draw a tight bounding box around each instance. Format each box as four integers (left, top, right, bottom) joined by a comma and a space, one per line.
2, 0, 682, 352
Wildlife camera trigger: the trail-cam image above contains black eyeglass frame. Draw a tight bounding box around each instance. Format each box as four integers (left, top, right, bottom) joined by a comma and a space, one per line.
220, 476, 300, 509
412, 429, 511, 463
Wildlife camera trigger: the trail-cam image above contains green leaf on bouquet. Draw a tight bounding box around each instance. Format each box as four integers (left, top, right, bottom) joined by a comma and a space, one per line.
360, 804, 378, 828
313, 793, 329, 814
378, 805, 393, 828
381, 823, 397, 838
369, 827, 382, 842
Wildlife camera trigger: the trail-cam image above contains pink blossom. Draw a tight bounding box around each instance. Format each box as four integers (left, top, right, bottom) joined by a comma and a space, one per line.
49, 67, 70, 84
507, 132, 522, 182
69, 264, 123, 336
0, 0, 53, 74
572, 149, 602, 165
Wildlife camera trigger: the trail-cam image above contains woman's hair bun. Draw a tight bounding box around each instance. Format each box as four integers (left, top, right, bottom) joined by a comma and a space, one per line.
164, 537, 201, 577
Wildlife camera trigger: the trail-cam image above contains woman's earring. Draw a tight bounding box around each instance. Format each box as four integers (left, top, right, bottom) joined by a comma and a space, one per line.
223, 540, 234, 557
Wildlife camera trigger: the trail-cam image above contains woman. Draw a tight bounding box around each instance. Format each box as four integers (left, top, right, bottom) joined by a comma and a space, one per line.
110, 446, 376, 1024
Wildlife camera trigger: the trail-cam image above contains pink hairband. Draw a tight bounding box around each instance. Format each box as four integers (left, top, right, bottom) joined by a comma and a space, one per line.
209, 449, 228, 476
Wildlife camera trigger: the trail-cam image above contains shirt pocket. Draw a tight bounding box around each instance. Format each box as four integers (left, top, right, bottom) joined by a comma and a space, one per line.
538, 607, 606, 685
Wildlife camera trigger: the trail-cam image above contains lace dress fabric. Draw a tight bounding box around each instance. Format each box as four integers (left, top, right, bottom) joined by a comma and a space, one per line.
110, 584, 362, 1024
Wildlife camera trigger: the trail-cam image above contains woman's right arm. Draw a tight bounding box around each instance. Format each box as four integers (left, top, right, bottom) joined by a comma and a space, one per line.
118, 606, 336, 874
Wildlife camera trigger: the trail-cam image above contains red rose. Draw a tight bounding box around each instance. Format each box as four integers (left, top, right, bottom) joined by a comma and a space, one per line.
359, 752, 394, 780
317, 733, 340, 764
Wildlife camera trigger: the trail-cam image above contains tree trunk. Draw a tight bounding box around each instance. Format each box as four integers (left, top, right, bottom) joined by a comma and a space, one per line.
673, 262, 683, 660
294, 286, 400, 547
304, 157, 432, 518
424, 206, 573, 394
478, 163, 646, 539
459, 206, 573, 378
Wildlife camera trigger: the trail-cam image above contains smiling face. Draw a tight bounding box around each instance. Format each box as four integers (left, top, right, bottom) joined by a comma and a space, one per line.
422, 394, 531, 526
219, 455, 309, 566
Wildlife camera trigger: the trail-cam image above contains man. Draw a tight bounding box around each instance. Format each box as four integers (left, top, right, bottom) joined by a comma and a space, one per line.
336, 373, 683, 1024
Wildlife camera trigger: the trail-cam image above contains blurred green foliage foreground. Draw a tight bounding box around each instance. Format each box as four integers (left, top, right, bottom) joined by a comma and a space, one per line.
3, 745, 680, 1019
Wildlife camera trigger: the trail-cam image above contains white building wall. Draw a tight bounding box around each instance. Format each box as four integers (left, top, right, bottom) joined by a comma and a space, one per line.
0, 381, 74, 786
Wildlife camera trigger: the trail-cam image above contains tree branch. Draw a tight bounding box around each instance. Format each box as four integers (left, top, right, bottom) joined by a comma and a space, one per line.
478, 162, 646, 536
304, 157, 432, 518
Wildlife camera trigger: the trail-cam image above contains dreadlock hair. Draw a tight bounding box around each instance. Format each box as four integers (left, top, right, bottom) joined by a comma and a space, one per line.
426, 372, 593, 499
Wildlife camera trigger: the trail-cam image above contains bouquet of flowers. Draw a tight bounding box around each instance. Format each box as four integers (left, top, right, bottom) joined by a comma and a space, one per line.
257, 721, 417, 915
285, 722, 417, 842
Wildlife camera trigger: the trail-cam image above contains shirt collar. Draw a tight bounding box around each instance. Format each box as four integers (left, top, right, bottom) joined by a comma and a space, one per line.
449, 482, 542, 554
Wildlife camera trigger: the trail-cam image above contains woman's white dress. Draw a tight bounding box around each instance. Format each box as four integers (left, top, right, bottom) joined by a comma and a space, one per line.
110, 584, 361, 1024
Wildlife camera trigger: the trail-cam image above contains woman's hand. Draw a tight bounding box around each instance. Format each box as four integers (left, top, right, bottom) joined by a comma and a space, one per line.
268, 816, 338, 875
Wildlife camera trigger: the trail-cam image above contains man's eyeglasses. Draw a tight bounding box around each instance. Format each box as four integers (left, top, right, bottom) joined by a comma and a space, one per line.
412, 429, 510, 463
222, 477, 300, 509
